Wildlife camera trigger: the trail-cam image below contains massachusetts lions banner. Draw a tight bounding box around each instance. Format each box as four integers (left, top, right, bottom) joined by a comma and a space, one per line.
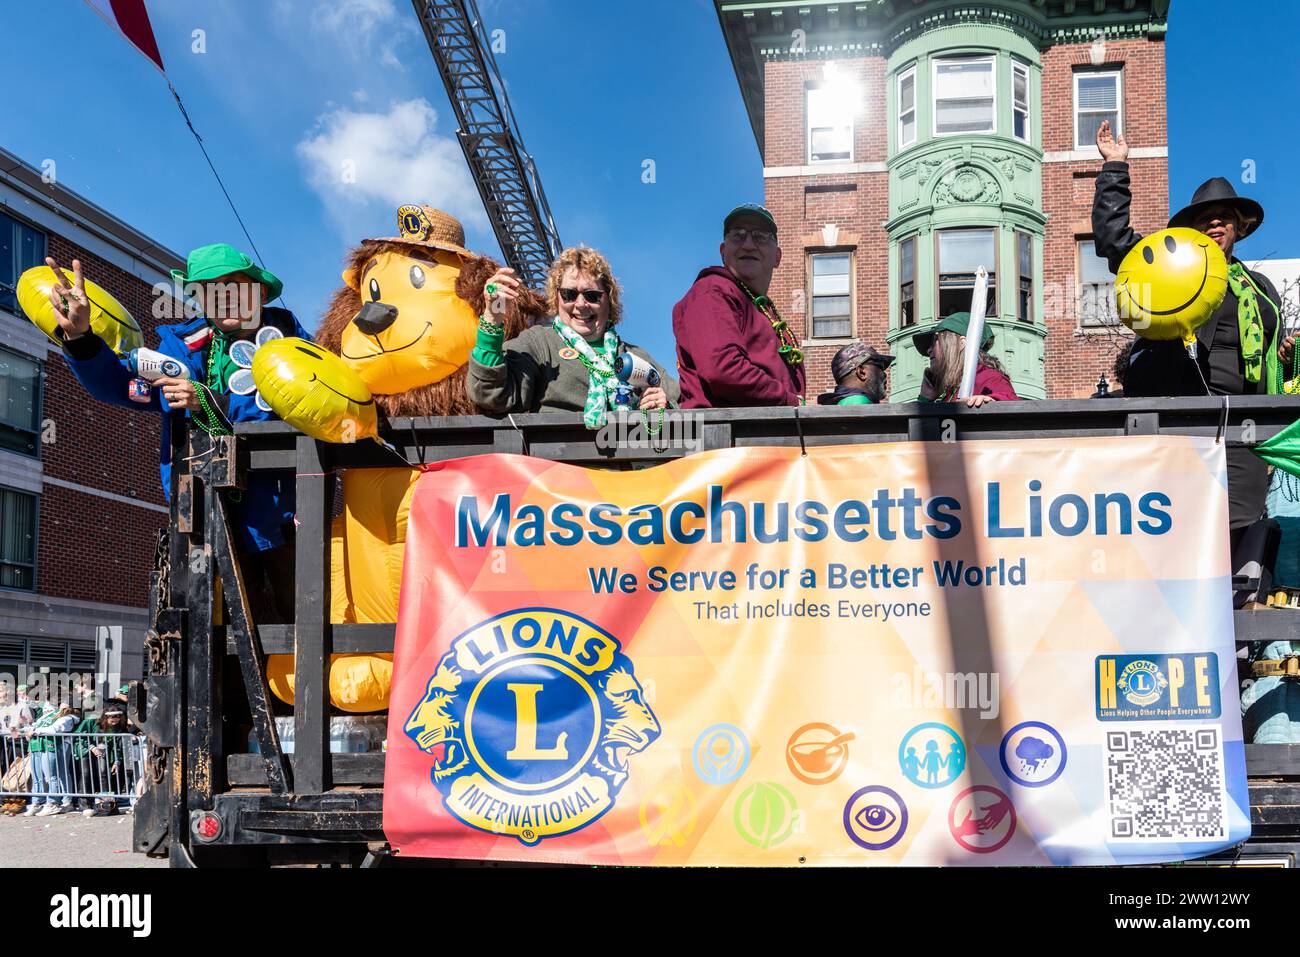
382, 435, 1250, 865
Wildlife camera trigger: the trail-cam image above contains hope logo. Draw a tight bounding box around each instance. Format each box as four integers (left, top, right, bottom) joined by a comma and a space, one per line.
404, 608, 660, 845
1117, 659, 1167, 708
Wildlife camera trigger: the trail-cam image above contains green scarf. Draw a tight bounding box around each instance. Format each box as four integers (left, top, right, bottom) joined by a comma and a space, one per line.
1227, 263, 1267, 384
551, 318, 620, 429
206, 330, 239, 393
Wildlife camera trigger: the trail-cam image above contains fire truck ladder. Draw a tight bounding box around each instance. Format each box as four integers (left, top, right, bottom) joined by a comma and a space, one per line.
412, 0, 562, 289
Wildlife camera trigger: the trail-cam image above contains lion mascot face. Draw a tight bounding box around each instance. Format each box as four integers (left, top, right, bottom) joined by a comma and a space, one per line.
313, 204, 545, 417
266, 206, 548, 715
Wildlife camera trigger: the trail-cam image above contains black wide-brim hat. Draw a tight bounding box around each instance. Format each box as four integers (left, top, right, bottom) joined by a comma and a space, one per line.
1168, 177, 1264, 240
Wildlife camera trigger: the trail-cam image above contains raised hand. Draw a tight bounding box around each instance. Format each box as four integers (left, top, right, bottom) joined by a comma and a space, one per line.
44, 257, 92, 339
1096, 120, 1129, 163
483, 267, 522, 320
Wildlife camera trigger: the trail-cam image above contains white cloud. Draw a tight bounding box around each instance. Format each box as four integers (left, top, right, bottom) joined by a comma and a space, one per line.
308, 0, 413, 70
296, 98, 487, 236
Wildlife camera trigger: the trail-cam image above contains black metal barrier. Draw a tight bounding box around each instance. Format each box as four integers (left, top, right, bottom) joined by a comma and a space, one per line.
132, 397, 1300, 866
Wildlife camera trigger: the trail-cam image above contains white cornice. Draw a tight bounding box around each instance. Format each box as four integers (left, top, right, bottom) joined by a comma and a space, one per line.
765, 161, 889, 178
1043, 146, 1168, 163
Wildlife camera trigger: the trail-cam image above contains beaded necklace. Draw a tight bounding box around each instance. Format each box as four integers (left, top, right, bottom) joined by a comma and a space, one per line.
735, 279, 803, 367
567, 338, 668, 436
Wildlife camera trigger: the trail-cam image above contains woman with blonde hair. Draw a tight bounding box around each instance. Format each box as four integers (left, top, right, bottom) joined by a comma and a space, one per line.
467, 246, 678, 425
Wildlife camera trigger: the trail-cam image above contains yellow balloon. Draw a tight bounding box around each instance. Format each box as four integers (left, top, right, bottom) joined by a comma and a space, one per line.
252, 337, 379, 444
265, 653, 393, 714
17, 266, 143, 356
1115, 228, 1228, 343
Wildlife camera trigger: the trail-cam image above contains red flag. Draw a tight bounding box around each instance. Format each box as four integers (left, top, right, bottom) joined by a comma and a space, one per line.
84, 0, 165, 72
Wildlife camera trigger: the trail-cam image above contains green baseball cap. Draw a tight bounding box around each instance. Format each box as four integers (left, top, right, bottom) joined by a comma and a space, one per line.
911, 312, 994, 357
170, 243, 283, 301
723, 204, 778, 237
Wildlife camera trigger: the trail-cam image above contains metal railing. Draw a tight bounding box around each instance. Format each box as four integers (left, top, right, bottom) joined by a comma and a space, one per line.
2, 732, 146, 804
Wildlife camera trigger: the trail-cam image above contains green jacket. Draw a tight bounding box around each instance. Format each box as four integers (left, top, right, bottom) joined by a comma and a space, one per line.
467, 324, 680, 415
71, 717, 128, 762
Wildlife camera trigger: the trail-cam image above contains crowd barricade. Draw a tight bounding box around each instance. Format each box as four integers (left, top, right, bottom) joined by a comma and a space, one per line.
1, 732, 146, 803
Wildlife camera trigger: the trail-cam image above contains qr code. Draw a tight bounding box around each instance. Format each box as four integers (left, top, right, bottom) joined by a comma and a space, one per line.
1104, 727, 1226, 842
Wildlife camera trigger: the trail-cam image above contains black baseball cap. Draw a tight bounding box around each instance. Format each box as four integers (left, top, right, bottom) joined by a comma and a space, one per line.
723, 204, 778, 237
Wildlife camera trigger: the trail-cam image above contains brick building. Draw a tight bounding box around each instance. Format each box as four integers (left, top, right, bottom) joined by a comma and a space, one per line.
0, 145, 183, 700
717, 0, 1171, 400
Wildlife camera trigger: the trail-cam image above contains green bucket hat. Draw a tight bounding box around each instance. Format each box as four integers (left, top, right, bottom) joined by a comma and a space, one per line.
170, 243, 283, 301
911, 312, 995, 357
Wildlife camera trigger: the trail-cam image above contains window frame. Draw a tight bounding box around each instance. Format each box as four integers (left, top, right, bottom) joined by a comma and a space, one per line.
897, 65, 918, 150
1012, 61, 1031, 144
0, 345, 43, 459
898, 236, 917, 329
0, 485, 38, 593
806, 85, 855, 165
808, 250, 855, 340
1074, 67, 1124, 151
0, 212, 49, 320
935, 227, 999, 320
932, 54, 997, 138
1015, 231, 1034, 324
1076, 238, 1121, 329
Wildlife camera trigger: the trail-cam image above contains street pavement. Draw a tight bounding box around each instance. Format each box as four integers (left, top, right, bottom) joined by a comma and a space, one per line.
0, 809, 168, 867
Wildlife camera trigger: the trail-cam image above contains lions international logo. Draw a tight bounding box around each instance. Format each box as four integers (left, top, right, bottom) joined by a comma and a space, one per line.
404, 608, 660, 845
1117, 659, 1168, 707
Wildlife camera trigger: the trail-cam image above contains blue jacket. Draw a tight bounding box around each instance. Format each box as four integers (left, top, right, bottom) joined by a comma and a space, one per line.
62, 308, 310, 553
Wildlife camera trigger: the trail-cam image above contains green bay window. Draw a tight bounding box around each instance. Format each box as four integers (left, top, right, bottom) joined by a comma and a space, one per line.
899, 237, 916, 327
934, 56, 996, 136
1016, 231, 1034, 323
937, 228, 996, 319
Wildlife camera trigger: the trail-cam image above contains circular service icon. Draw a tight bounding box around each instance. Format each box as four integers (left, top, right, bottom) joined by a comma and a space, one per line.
843, 785, 908, 851
948, 785, 1016, 854
786, 722, 855, 784
733, 782, 799, 849
999, 721, 1067, 788
898, 722, 966, 789
692, 723, 751, 786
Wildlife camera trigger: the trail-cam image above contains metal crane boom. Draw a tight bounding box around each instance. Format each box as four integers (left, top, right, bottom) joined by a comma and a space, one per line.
411, 0, 562, 288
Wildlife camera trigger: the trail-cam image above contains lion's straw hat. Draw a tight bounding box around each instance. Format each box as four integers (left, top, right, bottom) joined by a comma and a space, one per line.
375, 205, 473, 260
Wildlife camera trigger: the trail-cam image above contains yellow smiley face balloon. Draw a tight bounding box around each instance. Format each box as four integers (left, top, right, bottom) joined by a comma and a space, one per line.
251, 337, 379, 444
1115, 227, 1229, 344
17, 265, 143, 356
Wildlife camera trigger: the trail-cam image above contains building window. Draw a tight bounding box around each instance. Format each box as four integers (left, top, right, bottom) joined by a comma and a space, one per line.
810, 253, 852, 338
0, 487, 36, 591
937, 228, 997, 319
899, 237, 916, 328
807, 86, 853, 163
1078, 240, 1119, 327
1015, 231, 1034, 323
0, 213, 47, 318
934, 56, 995, 136
898, 66, 917, 149
1012, 63, 1030, 143
0, 348, 41, 457
1075, 68, 1122, 150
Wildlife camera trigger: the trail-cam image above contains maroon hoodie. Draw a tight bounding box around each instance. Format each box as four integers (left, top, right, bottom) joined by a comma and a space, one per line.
672, 267, 806, 409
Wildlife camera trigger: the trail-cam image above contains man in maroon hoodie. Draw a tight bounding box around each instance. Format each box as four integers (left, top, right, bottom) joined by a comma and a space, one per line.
673, 205, 806, 408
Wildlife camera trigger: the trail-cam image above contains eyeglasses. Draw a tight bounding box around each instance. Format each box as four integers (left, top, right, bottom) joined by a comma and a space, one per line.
724, 228, 777, 247
558, 287, 606, 305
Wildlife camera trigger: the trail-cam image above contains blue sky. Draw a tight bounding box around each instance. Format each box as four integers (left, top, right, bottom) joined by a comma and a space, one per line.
2, 0, 1296, 368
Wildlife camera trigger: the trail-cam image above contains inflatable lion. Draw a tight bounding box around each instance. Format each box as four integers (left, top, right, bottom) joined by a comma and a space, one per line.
267, 205, 544, 712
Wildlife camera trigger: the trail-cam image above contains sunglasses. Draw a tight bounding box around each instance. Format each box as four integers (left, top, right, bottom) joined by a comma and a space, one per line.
558, 287, 606, 305
724, 228, 777, 247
